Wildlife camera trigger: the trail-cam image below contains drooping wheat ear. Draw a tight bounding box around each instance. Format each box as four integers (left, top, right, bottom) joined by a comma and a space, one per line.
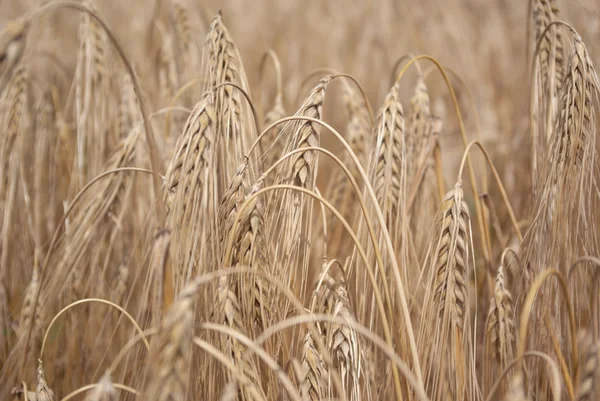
85, 1, 108, 81
172, 0, 192, 60
36, 360, 55, 401
419, 181, 471, 401
433, 183, 469, 328
119, 71, 140, 139
112, 261, 129, 306
486, 265, 515, 365
145, 282, 197, 401
49, 125, 139, 301
306, 263, 361, 399
262, 93, 286, 177
300, 330, 328, 401
0, 17, 28, 92
504, 373, 529, 401
485, 265, 515, 378
218, 166, 269, 389
0, 64, 27, 200
219, 164, 249, 250
0, 65, 27, 280
164, 94, 218, 287
235, 184, 274, 332
269, 77, 328, 311
526, 33, 599, 275
75, 1, 114, 182
309, 261, 336, 316
371, 82, 404, 225
552, 34, 595, 174
407, 77, 431, 164
206, 12, 249, 91
217, 274, 244, 335
217, 164, 257, 325
18, 257, 42, 343
533, 0, 565, 96
216, 275, 266, 401
147, 229, 171, 324
83, 375, 116, 401
164, 94, 216, 210
575, 342, 598, 401
330, 282, 362, 401
533, 0, 565, 155
285, 77, 330, 188
206, 12, 252, 179
342, 84, 372, 165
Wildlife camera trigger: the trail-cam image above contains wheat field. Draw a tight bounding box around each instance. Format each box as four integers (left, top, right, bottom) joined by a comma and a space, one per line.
0, 0, 600, 400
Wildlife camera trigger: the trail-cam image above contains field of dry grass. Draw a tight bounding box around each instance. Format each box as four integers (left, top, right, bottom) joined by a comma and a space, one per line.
1, 0, 600, 400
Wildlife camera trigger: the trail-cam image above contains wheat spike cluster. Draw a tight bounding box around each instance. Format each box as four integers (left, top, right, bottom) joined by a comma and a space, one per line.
2, 0, 600, 400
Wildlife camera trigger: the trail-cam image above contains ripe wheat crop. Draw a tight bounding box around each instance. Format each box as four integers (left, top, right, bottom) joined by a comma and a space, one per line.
0, 0, 599, 400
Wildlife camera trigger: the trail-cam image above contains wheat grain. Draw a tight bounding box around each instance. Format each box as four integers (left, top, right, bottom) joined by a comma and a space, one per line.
575, 342, 598, 401
299, 330, 328, 401
286, 77, 329, 188
485, 265, 515, 369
